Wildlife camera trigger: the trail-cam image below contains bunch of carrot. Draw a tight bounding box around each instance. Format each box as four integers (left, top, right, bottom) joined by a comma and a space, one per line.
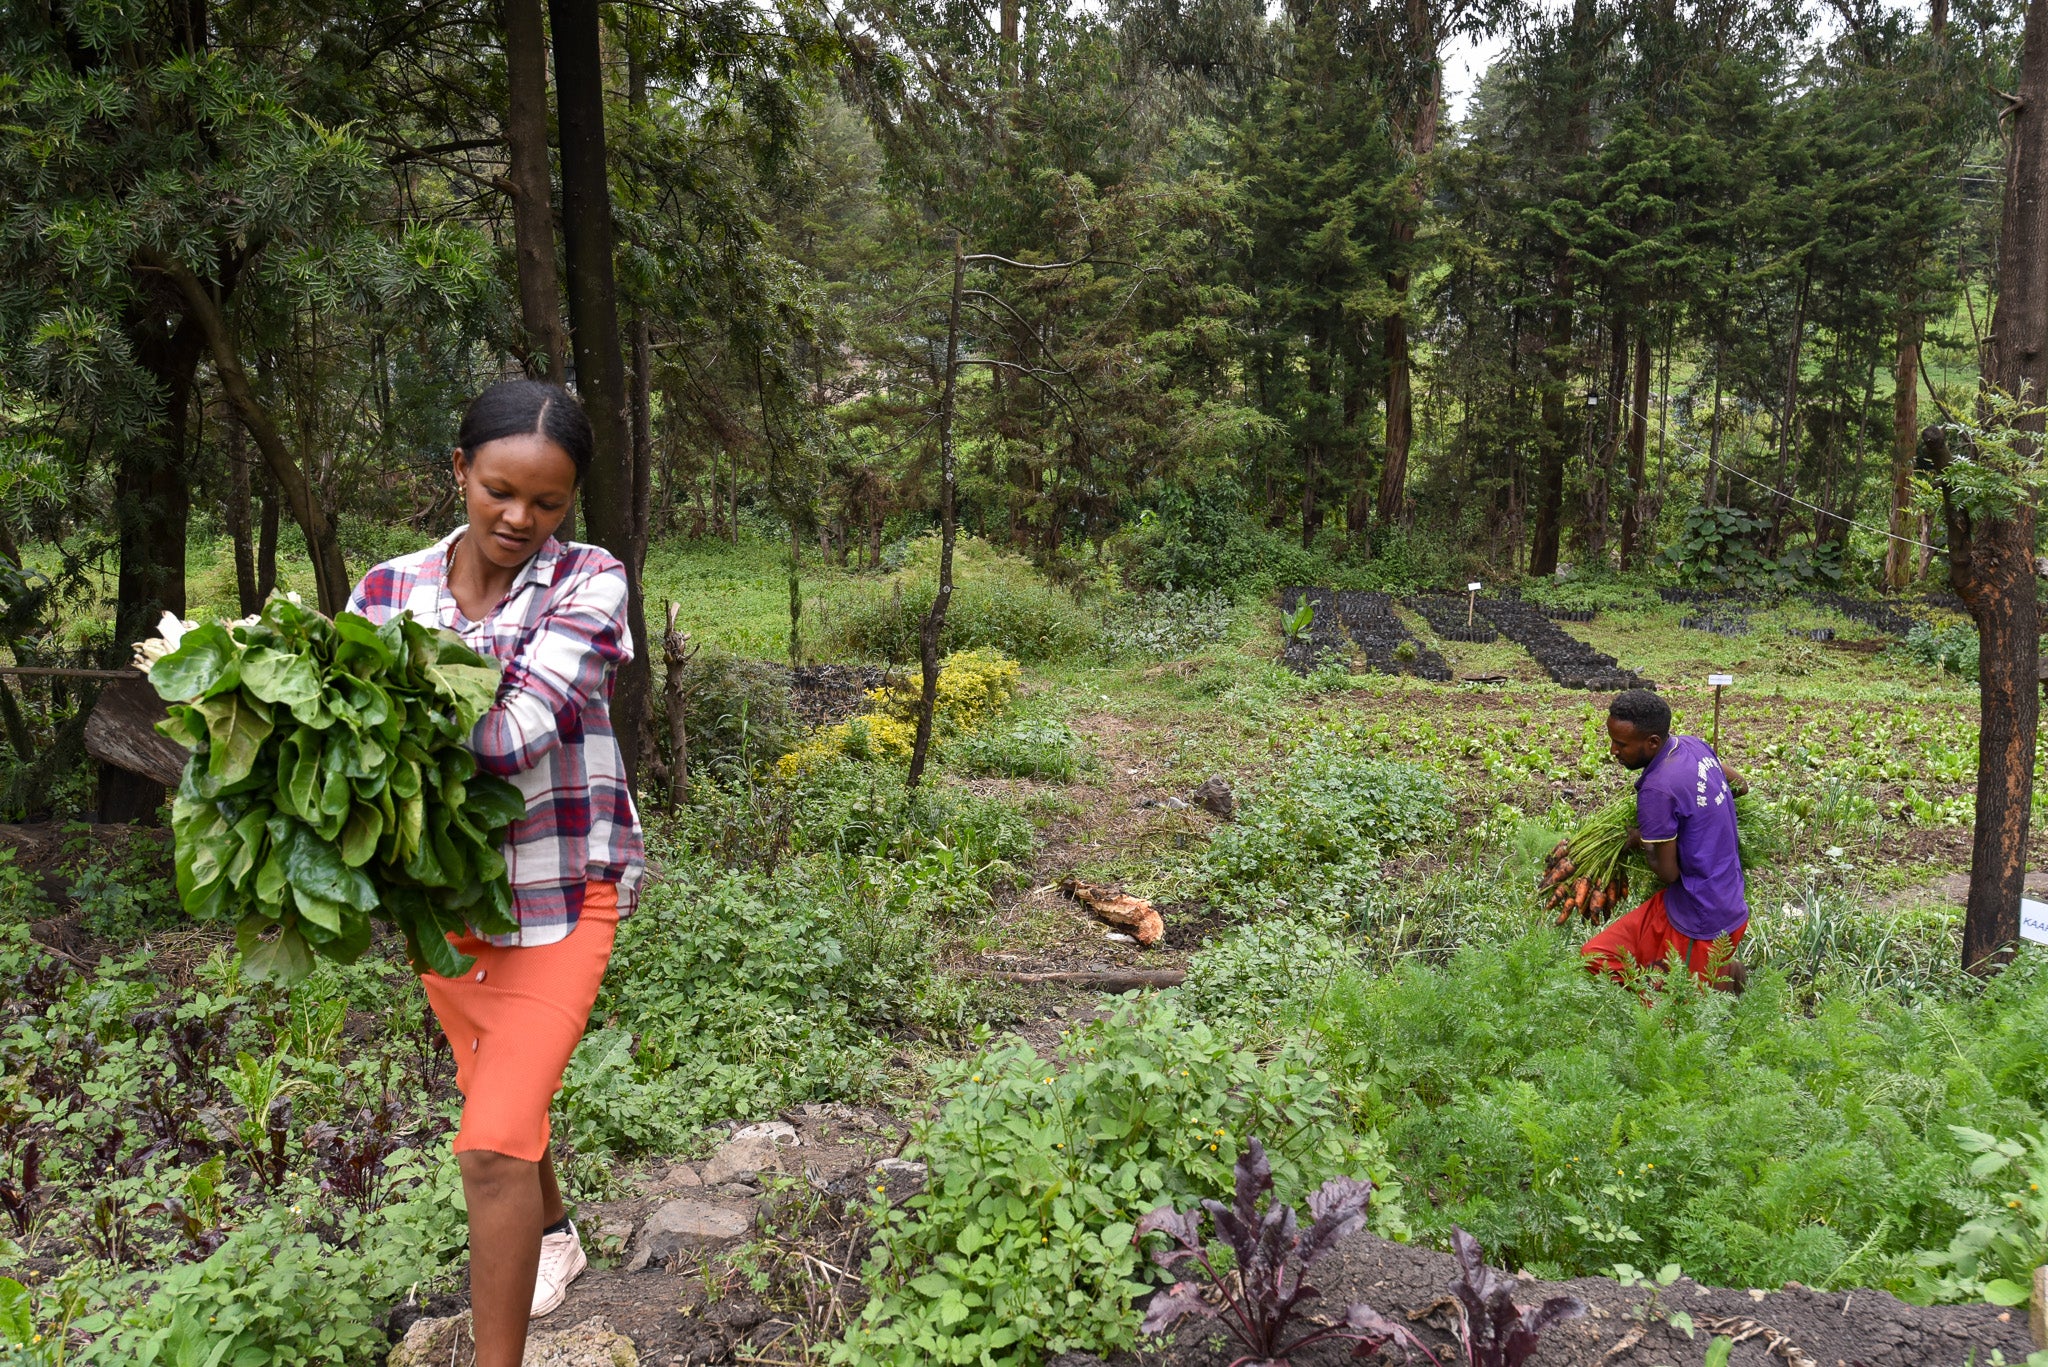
1538, 794, 1654, 925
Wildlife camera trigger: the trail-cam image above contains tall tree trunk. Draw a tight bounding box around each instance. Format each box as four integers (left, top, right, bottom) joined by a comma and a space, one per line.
225, 408, 260, 616
503, 0, 568, 381
1767, 268, 1811, 554
1618, 329, 1652, 565
1701, 342, 1724, 507
1530, 261, 1573, 575
907, 236, 964, 790
626, 35, 654, 572
257, 464, 279, 602
140, 249, 351, 614
1376, 58, 1439, 529
1585, 315, 1626, 562
1377, 297, 1413, 527
104, 310, 203, 822
1945, 0, 2048, 974
552, 0, 651, 786
1886, 302, 1922, 588
1529, 0, 1594, 576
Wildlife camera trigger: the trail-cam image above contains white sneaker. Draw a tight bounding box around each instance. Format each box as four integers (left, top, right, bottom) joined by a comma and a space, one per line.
530, 1220, 587, 1319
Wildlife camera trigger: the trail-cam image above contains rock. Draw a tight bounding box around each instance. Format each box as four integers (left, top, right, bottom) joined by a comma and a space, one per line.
702, 1127, 800, 1185
526, 1317, 639, 1367
387, 1313, 636, 1367
650, 1159, 702, 1191
732, 1121, 797, 1144
625, 1199, 754, 1271
1191, 776, 1235, 820
872, 1157, 927, 1204
389, 1312, 473, 1367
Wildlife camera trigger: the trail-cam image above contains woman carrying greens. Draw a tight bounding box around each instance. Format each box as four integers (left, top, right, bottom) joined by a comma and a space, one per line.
348, 379, 644, 1365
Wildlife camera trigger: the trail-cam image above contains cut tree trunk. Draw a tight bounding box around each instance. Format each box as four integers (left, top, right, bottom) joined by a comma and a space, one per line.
660, 602, 698, 808
503, 0, 568, 382
552, 0, 651, 786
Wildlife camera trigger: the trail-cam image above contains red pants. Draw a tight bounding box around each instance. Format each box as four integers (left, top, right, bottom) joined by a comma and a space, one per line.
1581, 889, 1745, 985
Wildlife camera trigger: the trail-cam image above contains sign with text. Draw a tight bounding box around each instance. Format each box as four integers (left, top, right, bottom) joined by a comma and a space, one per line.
1467, 582, 1483, 593
2022, 898, 2048, 946
1707, 674, 1733, 687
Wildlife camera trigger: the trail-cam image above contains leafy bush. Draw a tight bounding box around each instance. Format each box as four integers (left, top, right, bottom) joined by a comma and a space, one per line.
1912, 1124, 2048, 1305
1900, 620, 1979, 681
78, 1158, 463, 1367
820, 537, 1099, 663
1658, 506, 1842, 590
1174, 920, 1356, 1039
1202, 742, 1452, 915
834, 997, 1395, 1366
1099, 589, 1235, 659
568, 860, 905, 1149
950, 718, 1081, 782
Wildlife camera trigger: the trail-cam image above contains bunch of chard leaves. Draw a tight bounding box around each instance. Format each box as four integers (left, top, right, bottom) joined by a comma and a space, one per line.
147, 595, 524, 983
1134, 1136, 1434, 1367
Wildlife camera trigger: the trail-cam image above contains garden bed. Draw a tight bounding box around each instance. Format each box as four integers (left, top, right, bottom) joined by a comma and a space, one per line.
1402, 593, 1499, 643
1052, 1229, 2034, 1367
1278, 587, 1353, 674
1334, 590, 1452, 679
1482, 597, 1646, 690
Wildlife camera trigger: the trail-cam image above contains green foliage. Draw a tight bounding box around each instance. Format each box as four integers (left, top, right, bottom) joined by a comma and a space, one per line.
1660, 507, 1843, 590
950, 718, 1082, 782
78, 1162, 464, 1367
148, 597, 525, 984
1900, 620, 1980, 681
1097, 589, 1236, 660
1302, 929, 2048, 1296
1202, 740, 1452, 915
835, 998, 1392, 1366
820, 538, 1099, 664
1912, 1125, 2048, 1305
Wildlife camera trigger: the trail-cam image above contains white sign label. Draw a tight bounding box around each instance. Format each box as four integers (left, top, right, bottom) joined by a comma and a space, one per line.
1708, 674, 1734, 687
2023, 899, 2048, 946
1467, 582, 1482, 592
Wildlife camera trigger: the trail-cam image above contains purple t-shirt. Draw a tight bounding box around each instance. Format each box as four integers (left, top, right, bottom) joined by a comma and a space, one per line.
1635, 734, 1749, 940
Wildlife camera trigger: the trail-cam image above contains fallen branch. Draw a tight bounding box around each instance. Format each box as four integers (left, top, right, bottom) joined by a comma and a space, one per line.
955, 967, 1185, 990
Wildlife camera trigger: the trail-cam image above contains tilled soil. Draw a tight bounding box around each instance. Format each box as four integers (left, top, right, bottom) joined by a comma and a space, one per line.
1052, 1230, 2034, 1367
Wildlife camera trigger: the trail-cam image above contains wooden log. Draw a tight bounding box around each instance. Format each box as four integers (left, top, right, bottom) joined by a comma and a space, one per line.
83, 675, 188, 788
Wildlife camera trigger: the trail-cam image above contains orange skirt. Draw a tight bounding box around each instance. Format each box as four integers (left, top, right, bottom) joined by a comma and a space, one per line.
420, 882, 618, 1161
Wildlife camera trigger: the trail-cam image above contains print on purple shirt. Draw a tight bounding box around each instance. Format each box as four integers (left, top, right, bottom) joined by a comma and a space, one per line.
1634, 734, 1749, 941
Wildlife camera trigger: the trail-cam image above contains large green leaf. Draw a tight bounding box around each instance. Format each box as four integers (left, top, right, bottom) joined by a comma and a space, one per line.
238, 646, 322, 709
423, 659, 501, 728
464, 775, 526, 832
338, 803, 381, 867
196, 692, 273, 786
149, 623, 242, 702
157, 704, 207, 752
282, 819, 377, 912
237, 914, 313, 985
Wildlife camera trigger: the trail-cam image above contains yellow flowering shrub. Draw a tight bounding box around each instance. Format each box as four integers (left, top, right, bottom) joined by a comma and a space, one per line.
774, 650, 1020, 779
868, 648, 1021, 732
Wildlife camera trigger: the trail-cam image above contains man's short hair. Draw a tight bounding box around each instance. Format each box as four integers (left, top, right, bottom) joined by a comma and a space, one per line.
1608, 688, 1671, 736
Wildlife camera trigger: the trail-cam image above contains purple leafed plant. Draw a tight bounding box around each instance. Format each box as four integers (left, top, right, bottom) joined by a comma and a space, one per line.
1133, 1137, 1439, 1367
1447, 1228, 1587, 1367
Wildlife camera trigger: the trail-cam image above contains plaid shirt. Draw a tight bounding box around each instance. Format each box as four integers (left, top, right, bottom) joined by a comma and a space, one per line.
347, 527, 646, 946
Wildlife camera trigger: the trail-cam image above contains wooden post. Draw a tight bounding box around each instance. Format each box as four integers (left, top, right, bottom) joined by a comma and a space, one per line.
2030, 1264, 2046, 1349
1708, 674, 1733, 752
1467, 581, 1482, 629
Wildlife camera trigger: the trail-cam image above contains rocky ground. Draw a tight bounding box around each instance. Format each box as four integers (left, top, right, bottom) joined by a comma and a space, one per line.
386, 1112, 2039, 1367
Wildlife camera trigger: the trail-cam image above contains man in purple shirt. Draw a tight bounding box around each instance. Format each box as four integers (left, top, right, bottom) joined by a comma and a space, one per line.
1582, 689, 1749, 992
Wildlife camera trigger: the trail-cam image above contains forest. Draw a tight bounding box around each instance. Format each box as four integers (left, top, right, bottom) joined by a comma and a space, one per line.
7, 0, 2048, 1365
